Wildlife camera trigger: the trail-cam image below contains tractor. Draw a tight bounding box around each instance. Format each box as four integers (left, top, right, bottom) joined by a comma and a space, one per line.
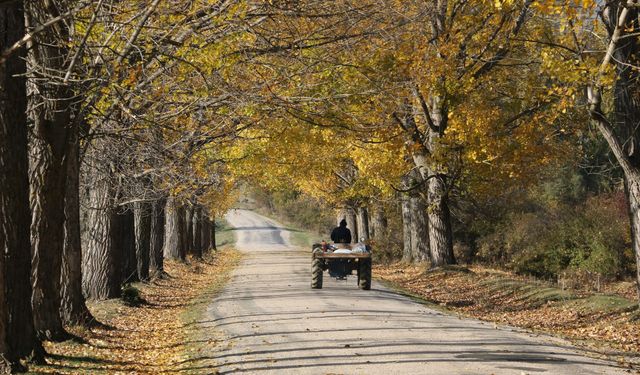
310, 241, 372, 290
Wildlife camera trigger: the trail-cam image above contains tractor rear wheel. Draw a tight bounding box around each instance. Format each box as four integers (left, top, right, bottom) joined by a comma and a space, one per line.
311, 257, 323, 289
358, 259, 371, 290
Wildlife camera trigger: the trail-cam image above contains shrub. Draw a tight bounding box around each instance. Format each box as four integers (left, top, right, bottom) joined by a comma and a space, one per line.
121, 284, 144, 306
371, 235, 403, 264
477, 192, 631, 280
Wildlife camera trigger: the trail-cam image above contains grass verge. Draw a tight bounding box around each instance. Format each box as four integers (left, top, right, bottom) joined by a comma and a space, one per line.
29, 248, 242, 374
287, 228, 316, 248
214, 218, 235, 249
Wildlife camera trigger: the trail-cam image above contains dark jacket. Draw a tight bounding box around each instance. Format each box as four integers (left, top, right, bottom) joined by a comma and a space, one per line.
331, 225, 352, 243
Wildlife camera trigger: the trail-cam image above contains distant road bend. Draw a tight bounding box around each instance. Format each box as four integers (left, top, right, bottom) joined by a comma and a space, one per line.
206, 209, 624, 374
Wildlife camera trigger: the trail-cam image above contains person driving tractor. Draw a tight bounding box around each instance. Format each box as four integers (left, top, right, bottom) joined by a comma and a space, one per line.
331, 219, 352, 244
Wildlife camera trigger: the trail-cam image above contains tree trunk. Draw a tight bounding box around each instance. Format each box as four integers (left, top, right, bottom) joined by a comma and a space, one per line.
184, 205, 194, 255
406, 108, 456, 266
0, 2, 43, 366
164, 197, 185, 260
82, 161, 122, 300
120, 208, 137, 283
606, 3, 640, 299
356, 207, 370, 241
401, 193, 413, 263
370, 204, 387, 240
211, 218, 217, 251
591, 2, 640, 301
192, 206, 202, 258
178, 204, 188, 259
201, 215, 211, 252
149, 197, 165, 276
426, 175, 455, 266
626, 176, 640, 299
410, 196, 430, 263
134, 201, 151, 281
60, 126, 92, 325
336, 207, 357, 243
26, 0, 73, 341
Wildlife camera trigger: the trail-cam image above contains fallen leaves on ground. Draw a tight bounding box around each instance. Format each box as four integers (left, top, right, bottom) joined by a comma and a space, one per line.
30, 248, 241, 374
375, 262, 640, 362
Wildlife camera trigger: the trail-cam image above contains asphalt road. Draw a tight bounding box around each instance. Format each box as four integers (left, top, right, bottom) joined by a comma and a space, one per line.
206, 209, 626, 375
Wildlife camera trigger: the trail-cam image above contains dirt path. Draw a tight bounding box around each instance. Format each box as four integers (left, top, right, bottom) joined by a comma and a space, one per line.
207, 209, 625, 374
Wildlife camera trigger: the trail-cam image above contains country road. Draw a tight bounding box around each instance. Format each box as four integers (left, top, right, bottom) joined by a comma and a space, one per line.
207, 209, 625, 374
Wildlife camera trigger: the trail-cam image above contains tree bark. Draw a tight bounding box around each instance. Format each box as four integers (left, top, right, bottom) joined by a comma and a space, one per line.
178, 204, 187, 259
150, 197, 166, 275
608, 4, 640, 300
402, 95, 456, 266
26, 0, 73, 341
185, 205, 194, 255
370, 204, 387, 240
426, 175, 455, 266
120, 208, 137, 283
211, 218, 217, 251
134, 201, 151, 281
401, 193, 413, 263
410, 195, 430, 263
164, 197, 185, 260
589, 3, 640, 300
60, 125, 92, 325
0, 2, 43, 366
356, 207, 370, 241
82, 160, 122, 300
192, 206, 203, 258
201, 215, 211, 252
626, 176, 640, 300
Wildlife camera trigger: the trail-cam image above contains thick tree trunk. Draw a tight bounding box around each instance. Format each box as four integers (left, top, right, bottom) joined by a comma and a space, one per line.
401, 194, 413, 263
185, 205, 194, 255
178, 205, 188, 259
407, 123, 456, 266
356, 207, 370, 241
82, 162, 122, 300
398, 74, 455, 268
120, 208, 137, 283
410, 196, 430, 262
201, 215, 211, 252
60, 127, 92, 325
26, 0, 73, 341
592, 3, 640, 301
426, 175, 455, 266
370, 204, 387, 239
192, 206, 203, 258
164, 197, 185, 260
134, 202, 151, 281
348, 210, 358, 242
211, 218, 217, 251
0, 2, 43, 366
626, 176, 640, 299
150, 197, 166, 275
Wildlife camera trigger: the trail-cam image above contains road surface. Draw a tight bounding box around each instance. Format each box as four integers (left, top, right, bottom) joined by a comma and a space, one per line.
207, 209, 625, 374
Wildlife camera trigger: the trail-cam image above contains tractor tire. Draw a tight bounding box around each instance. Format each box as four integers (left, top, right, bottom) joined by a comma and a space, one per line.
311, 258, 323, 289
358, 258, 372, 290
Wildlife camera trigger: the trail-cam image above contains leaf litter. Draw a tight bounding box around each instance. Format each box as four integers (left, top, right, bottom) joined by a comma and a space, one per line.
30, 248, 241, 374
375, 262, 640, 369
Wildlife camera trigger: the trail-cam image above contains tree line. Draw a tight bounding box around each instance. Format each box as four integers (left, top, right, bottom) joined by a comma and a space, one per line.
0, 0, 260, 371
